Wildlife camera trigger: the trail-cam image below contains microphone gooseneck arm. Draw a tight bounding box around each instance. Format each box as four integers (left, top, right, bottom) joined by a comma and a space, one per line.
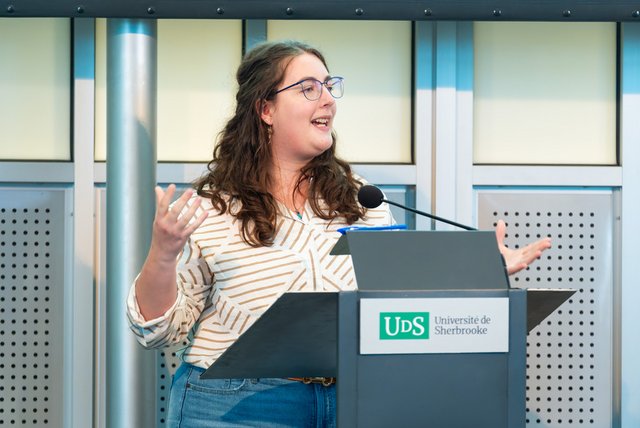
382, 199, 476, 231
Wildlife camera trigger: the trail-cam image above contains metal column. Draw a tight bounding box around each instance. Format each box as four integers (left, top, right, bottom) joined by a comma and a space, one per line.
106, 19, 158, 428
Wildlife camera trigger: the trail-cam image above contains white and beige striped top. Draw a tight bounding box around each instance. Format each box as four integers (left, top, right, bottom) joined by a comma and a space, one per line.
127, 192, 394, 369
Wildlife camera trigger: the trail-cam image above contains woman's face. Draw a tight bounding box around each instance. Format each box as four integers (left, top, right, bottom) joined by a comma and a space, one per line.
261, 53, 337, 165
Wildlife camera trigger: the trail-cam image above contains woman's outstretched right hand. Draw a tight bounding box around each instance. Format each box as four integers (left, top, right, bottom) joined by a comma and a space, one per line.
135, 184, 209, 320
149, 184, 209, 262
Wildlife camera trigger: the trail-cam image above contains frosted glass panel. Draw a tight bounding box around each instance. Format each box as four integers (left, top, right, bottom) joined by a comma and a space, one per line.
0, 18, 70, 160
474, 22, 617, 165
268, 21, 412, 164
95, 19, 242, 162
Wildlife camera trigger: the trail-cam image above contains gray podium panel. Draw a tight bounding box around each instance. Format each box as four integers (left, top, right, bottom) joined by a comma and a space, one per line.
337, 289, 526, 428
332, 230, 510, 291
204, 289, 538, 428
202, 292, 338, 379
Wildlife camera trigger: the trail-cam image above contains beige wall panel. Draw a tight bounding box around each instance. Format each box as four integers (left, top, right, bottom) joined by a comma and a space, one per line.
268, 21, 412, 164
0, 18, 70, 160
95, 19, 241, 162
474, 22, 617, 165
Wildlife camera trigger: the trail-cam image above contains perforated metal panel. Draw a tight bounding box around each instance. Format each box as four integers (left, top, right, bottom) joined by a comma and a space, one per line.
0, 188, 66, 428
156, 343, 188, 427
477, 189, 614, 428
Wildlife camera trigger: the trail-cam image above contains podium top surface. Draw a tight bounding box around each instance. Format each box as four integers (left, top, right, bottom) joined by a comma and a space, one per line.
526, 288, 576, 332
332, 230, 510, 291
201, 291, 338, 379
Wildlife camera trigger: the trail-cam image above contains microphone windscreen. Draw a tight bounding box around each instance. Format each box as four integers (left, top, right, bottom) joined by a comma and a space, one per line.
358, 185, 384, 209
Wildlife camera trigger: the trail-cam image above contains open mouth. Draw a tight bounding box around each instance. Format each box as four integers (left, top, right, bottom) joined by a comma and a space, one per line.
311, 118, 330, 128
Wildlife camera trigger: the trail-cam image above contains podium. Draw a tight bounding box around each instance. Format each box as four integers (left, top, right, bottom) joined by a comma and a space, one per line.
202, 231, 573, 428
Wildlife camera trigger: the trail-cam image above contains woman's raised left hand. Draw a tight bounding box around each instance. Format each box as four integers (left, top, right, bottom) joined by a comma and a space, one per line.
495, 219, 552, 275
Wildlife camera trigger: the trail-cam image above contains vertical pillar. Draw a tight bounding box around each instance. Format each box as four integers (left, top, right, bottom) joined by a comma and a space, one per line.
433, 22, 458, 231
67, 17, 96, 428
620, 22, 640, 428
413, 21, 435, 231
106, 19, 157, 428
244, 19, 267, 52
433, 22, 474, 230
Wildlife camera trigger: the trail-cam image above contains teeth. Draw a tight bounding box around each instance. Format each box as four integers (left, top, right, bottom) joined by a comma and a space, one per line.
313, 118, 329, 125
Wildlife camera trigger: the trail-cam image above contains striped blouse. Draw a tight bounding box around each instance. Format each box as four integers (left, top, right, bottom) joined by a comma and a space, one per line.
127, 192, 394, 369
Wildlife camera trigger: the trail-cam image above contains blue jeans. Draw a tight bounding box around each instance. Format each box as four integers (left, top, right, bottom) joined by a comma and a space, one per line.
167, 363, 337, 428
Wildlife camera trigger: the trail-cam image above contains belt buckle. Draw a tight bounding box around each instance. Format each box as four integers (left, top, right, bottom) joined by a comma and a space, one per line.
302, 377, 335, 387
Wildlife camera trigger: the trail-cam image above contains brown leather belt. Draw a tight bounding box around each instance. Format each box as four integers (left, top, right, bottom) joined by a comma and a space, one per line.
287, 377, 336, 387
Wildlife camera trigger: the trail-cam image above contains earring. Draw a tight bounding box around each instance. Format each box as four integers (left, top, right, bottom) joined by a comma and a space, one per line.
267, 125, 273, 144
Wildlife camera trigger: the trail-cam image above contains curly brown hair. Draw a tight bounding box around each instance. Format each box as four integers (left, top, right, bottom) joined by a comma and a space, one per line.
194, 40, 365, 247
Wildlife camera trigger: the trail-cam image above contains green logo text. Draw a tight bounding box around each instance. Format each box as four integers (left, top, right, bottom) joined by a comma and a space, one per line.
379, 312, 430, 340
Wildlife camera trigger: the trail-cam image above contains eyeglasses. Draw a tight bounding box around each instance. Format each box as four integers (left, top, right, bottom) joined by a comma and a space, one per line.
274, 76, 344, 101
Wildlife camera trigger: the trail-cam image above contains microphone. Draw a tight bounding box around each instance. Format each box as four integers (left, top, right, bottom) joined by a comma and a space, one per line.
357, 185, 476, 231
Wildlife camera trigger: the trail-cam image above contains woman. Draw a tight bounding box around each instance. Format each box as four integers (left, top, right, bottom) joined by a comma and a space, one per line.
127, 40, 551, 427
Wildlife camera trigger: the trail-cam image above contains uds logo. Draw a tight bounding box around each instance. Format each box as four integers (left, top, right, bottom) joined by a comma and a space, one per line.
379, 312, 430, 340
